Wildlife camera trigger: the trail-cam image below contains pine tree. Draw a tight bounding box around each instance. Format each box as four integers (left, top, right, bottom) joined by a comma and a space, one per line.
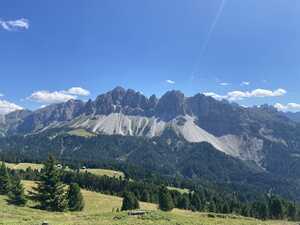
0, 162, 11, 195
178, 194, 190, 210
287, 202, 296, 221
258, 202, 268, 220
8, 176, 27, 206
241, 205, 251, 217
67, 183, 85, 211
190, 192, 202, 211
269, 197, 283, 219
221, 202, 230, 214
141, 190, 150, 202
208, 201, 216, 212
121, 192, 139, 211
30, 155, 68, 211
251, 201, 268, 220
158, 186, 174, 212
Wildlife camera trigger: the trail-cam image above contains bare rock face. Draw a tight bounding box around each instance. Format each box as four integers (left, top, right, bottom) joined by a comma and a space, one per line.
1, 109, 32, 134
93, 87, 152, 116
2, 86, 300, 168
286, 111, 300, 123
11, 100, 84, 134
0, 114, 5, 124
155, 90, 186, 121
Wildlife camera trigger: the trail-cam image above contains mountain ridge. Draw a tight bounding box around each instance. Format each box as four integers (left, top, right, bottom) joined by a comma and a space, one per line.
1, 87, 299, 168
1, 87, 300, 201
286, 111, 300, 123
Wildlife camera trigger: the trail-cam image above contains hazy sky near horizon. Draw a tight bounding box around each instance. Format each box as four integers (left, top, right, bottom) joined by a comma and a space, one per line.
1, 0, 300, 113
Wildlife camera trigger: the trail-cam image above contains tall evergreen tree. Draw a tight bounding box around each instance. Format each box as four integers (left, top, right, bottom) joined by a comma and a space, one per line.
158, 186, 174, 212
121, 192, 139, 211
258, 202, 268, 220
208, 201, 216, 212
30, 156, 68, 211
287, 202, 297, 221
251, 201, 268, 220
241, 205, 250, 217
0, 162, 11, 195
7, 176, 27, 206
141, 190, 150, 202
222, 202, 230, 214
178, 194, 190, 210
67, 183, 85, 211
269, 197, 283, 219
190, 192, 202, 212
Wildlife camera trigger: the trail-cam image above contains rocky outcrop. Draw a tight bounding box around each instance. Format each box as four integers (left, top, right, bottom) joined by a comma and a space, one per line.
93, 87, 152, 116
286, 112, 300, 123
2, 87, 299, 167
155, 91, 186, 121
12, 100, 84, 134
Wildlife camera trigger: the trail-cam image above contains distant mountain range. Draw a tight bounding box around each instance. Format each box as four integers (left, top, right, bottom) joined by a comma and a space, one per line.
1, 87, 298, 163
1, 87, 300, 200
285, 112, 300, 122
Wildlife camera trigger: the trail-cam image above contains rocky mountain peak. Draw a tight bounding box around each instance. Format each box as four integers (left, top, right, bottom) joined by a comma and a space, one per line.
148, 94, 158, 108
110, 86, 127, 104
2, 87, 298, 147
93, 87, 149, 115
0, 114, 5, 125
156, 90, 186, 121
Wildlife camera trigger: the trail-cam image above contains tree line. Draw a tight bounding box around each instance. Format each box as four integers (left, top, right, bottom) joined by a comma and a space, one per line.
2, 157, 298, 221
61, 166, 299, 220
0, 157, 84, 212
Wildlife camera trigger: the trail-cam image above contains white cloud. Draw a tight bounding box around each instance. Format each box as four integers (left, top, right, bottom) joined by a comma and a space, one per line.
0, 18, 29, 31
251, 88, 286, 97
65, 87, 90, 96
203, 92, 226, 101
241, 81, 250, 86
28, 91, 76, 104
0, 100, 23, 115
274, 103, 300, 112
204, 88, 286, 101
166, 80, 175, 84
219, 82, 230, 86
28, 87, 91, 104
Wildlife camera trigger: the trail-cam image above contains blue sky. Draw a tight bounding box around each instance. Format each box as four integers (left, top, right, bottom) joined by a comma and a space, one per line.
1, 0, 300, 113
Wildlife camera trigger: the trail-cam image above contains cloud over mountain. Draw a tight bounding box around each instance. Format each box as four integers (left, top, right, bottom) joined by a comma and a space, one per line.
65, 87, 90, 96
274, 103, 300, 112
28, 87, 90, 104
0, 100, 23, 115
204, 88, 286, 101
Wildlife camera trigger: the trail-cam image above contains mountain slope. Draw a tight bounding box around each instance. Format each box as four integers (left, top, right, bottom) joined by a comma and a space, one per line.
286, 112, 300, 123
3, 87, 299, 164
1, 87, 300, 184
2, 181, 290, 225
1, 131, 300, 201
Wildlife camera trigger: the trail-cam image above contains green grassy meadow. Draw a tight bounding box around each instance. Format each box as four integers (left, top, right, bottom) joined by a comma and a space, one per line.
80, 168, 125, 178
67, 129, 96, 138
2, 161, 125, 179
0, 181, 297, 225
3, 162, 43, 171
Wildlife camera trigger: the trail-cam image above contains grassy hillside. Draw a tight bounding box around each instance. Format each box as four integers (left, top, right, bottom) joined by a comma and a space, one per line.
67, 129, 96, 137
0, 181, 297, 225
167, 186, 190, 194
2, 162, 43, 171
81, 168, 125, 178
2, 161, 125, 179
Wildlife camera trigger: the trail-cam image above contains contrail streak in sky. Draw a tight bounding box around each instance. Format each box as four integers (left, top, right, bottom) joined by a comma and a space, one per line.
199, 0, 227, 57
189, 0, 227, 79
